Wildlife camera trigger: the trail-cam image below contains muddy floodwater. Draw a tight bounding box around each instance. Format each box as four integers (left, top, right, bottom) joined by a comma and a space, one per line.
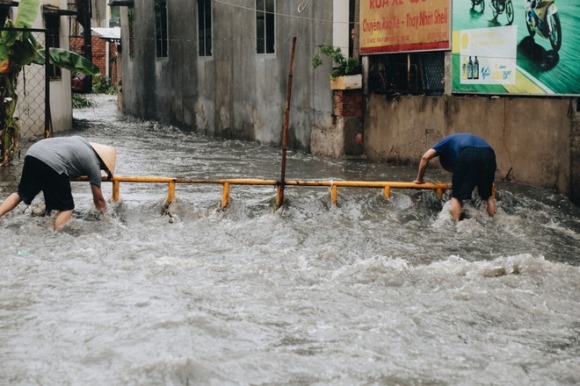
1, 95, 579, 385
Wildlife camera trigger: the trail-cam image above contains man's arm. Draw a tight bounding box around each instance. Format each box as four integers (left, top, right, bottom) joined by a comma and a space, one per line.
414, 148, 438, 184
90, 184, 107, 213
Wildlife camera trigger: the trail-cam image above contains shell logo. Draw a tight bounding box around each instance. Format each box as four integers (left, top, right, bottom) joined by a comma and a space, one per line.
461, 32, 469, 51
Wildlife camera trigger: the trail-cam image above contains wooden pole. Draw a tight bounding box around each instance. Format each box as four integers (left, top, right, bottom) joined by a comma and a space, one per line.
277, 36, 297, 208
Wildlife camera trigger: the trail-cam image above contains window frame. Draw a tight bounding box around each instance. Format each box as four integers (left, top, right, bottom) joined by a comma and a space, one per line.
256, 0, 275, 55
154, 0, 168, 58
44, 13, 62, 80
197, 0, 212, 57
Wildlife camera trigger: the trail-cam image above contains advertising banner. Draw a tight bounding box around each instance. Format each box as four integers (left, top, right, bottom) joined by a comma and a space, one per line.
458, 26, 517, 85
360, 0, 451, 54
452, 0, 579, 96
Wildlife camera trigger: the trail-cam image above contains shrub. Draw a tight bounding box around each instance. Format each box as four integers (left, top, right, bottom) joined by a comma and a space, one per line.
311, 45, 361, 79
92, 74, 117, 95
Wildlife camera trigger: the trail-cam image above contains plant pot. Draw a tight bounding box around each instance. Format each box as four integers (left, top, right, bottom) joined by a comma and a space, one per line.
330, 74, 362, 90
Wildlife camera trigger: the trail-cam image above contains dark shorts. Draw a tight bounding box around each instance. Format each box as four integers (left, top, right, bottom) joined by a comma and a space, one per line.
18, 156, 74, 212
452, 147, 496, 201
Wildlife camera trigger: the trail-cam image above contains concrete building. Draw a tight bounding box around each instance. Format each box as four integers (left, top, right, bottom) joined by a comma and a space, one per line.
0, 0, 76, 136
0, 0, 112, 136
116, 0, 580, 203
117, 0, 354, 148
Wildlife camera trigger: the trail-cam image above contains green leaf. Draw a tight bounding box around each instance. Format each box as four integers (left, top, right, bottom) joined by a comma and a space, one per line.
10, 36, 41, 66
0, 44, 9, 61
311, 44, 361, 79
44, 48, 100, 75
15, 0, 41, 28
1, 20, 20, 49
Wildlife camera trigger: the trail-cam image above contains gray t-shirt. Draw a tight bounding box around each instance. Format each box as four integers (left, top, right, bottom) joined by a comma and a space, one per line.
26, 136, 103, 186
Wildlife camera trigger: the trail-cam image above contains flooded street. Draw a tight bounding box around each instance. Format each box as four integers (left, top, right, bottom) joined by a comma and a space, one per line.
1, 95, 579, 385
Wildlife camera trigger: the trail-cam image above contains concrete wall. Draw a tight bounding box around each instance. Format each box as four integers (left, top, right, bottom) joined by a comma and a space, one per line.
49, 1, 73, 133
92, 0, 108, 27
364, 94, 575, 196
571, 102, 580, 204
24, 0, 73, 135
311, 86, 364, 158
120, 0, 343, 151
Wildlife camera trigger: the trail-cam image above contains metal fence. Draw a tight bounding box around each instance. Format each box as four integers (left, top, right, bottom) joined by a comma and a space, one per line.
0, 28, 48, 188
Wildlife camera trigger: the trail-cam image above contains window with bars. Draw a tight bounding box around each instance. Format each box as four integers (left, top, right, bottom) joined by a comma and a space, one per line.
368, 52, 445, 97
256, 0, 274, 54
198, 0, 212, 57
155, 0, 168, 58
45, 13, 62, 80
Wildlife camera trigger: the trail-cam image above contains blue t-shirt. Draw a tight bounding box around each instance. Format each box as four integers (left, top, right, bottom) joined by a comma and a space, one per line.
432, 133, 491, 172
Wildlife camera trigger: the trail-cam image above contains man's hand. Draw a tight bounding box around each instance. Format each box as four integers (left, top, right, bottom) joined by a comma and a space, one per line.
91, 184, 107, 213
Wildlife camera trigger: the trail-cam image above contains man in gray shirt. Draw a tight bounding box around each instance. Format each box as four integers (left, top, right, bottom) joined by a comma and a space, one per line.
0, 136, 116, 229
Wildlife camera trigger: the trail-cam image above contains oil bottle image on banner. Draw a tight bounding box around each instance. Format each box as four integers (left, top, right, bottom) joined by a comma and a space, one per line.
461, 55, 480, 81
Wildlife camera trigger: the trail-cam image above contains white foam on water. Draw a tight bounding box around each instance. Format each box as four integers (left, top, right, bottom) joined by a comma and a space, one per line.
1, 95, 579, 385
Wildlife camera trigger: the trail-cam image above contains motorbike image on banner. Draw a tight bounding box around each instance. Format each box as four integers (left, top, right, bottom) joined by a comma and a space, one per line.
525, 0, 562, 52
471, 0, 486, 13
491, 0, 515, 24
471, 0, 515, 24
452, 0, 577, 96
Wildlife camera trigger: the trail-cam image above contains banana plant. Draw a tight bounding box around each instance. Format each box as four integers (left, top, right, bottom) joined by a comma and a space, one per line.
0, 0, 100, 166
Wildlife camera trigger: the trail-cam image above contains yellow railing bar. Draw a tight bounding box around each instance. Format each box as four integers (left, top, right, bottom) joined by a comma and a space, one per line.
222, 182, 230, 208
330, 184, 338, 204
78, 176, 453, 208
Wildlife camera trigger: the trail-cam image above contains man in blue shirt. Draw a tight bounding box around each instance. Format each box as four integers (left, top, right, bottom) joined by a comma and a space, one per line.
0, 136, 116, 229
414, 133, 496, 220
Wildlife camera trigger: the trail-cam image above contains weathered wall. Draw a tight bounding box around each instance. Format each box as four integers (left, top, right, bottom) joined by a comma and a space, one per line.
571, 102, 580, 204
48, 0, 73, 134
120, 0, 346, 151
311, 87, 364, 158
364, 94, 574, 196
92, 0, 108, 27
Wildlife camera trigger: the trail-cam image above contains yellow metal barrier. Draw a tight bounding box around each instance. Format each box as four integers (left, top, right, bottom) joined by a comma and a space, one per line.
81, 176, 453, 208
